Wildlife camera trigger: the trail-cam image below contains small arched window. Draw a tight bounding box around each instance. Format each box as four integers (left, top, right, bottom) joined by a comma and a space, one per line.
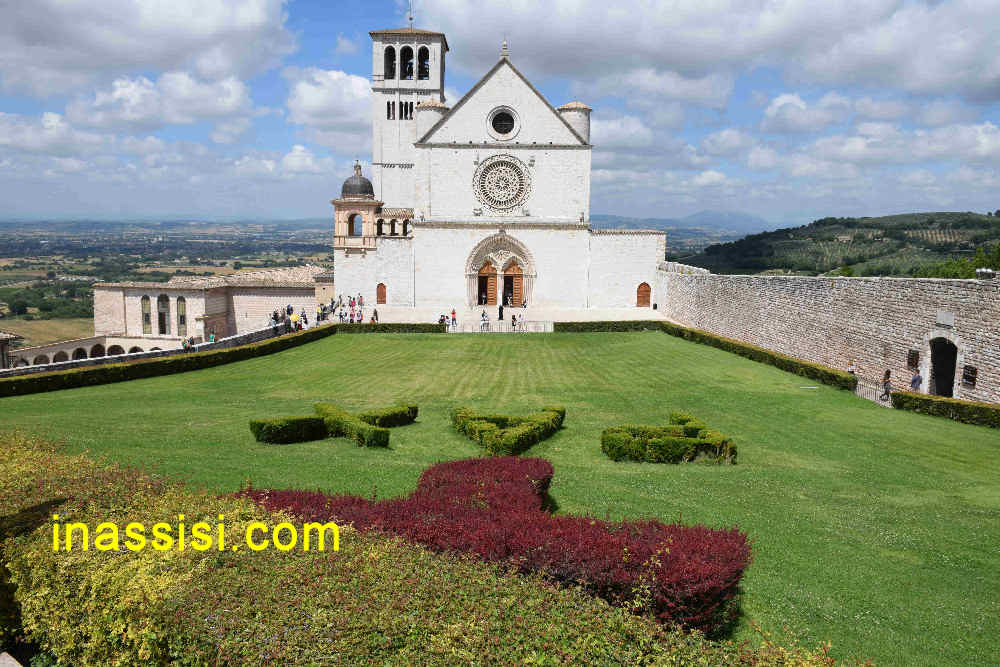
400, 46, 414, 80
417, 47, 430, 80
349, 213, 363, 237
377, 283, 387, 304
157, 294, 170, 335
636, 282, 651, 308
384, 46, 396, 80
376, 219, 384, 236
402, 219, 410, 236
141, 295, 152, 334
387, 101, 392, 120
390, 219, 398, 236
177, 296, 187, 337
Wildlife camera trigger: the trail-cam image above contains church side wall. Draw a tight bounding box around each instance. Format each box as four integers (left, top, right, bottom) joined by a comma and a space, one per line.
93, 287, 124, 335
229, 288, 317, 334
333, 238, 415, 307
657, 271, 1000, 403
588, 232, 664, 308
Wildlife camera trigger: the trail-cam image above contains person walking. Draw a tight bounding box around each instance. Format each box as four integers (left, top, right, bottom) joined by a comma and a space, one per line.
480, 310, 488, 332
498, 303, 504, 321
847, 359, 856, 375
451, 308, 457, 329
879, 369, 892, 402
910, 370, 923, 392
373, 308, 379, 323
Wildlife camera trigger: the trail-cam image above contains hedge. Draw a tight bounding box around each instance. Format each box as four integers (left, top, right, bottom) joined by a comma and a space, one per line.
601, 412, 737, 464
2, 434, 835, 665
314, 402, 390, 447
238, 456, 752, 635
553, 320, 665, 333
249, 416, 328, 444
0, 323, 340, 399
891, 391, 1000, 428
451, 406, 565, 455
356, 403, 418, 427
660, 322, 857, 391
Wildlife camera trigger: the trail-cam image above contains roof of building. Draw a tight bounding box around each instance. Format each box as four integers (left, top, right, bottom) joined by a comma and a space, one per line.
558, 100, 592, 111
369, 27, 449, 51
416, 99, 448, 109
95, 265, 329, 290
379, 207, 415, 219
341, 161, 375, 199
0, 329, 23, 341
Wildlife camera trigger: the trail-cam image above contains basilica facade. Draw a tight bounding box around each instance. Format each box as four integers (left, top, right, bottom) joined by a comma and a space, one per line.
331, 27, 664, 311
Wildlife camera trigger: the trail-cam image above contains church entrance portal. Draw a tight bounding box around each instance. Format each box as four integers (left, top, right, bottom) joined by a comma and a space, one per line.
929, 337, 958, 397
478, 261, 497, 305
503, 263, 523, 306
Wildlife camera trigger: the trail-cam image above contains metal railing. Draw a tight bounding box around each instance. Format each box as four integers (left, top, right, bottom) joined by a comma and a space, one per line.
333, 235, 377, 250
451, 320, 552, 334
854, 376, 892, 406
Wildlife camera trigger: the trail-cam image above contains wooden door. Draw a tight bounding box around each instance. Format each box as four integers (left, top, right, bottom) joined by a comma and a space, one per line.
376, 283, 386, 304
505, 264, 523, 306
479, 262, 497, 305
637, 282, 651, 307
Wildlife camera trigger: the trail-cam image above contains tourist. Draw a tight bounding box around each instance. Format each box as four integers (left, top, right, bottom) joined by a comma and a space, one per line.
208, 330, 216, 343
511, 313, 517, 331
373, 308, 379, 323
521, 298, 526, 309
182, 338, 191, 351
302, 311, 308, 328
879, 369, 892, 401
498, 303, 504, 321
910, 370, 923, 392
451, 308, 456, 328
847, 359, 856, 375
480, 310, 488, 332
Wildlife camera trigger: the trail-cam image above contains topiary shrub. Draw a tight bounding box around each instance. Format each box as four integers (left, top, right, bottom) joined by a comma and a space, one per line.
356, 404, 418, 428
314, 403, 390, 447
249, 416, 328, 444
451, 406, 565, 455
891, 391, 1000, 428
602, 414, 736, 465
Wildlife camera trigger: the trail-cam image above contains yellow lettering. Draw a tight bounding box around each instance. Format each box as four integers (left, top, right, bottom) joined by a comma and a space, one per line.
52, 514, 59, 551
151, 522, 174, 551
246, 522, 269, 550
217, 514, 225, 551
94, 522, 119, 551
177, 514, 185, 551
190, 522, 212, 551
64, 522, 89, 551
125, 523, 146, 552
272, 522, 297, 551
302, 522, 339, 552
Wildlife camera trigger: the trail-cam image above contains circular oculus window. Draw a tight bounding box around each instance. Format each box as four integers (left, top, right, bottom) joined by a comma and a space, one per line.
487, 106, 520, 140
473, 155, 531, 213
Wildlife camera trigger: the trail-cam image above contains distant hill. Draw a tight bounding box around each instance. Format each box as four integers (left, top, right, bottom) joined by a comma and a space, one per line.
591, 210, 772, 254
677, 211, 1000, 276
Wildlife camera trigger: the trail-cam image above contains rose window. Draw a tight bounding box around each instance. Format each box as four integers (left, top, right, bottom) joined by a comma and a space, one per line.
474, 155, 531, 213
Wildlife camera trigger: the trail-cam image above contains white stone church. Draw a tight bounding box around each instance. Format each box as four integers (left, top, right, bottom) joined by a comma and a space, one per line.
83, 24, 664, 352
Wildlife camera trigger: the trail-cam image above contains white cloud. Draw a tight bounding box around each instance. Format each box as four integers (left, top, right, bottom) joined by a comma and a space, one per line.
334, 34, 359, 56
702, 128, 754, 156
279, 144, 335, 175
284, 67, 371, 154
578, 69, 733, 110
67, 72, 254, 131
0, 0, 295, 96
761, 92, 850, 133
916, 99, 979, 127
854, 97, 910, 121
0, 112, 108, 156
211, 118, 254, 145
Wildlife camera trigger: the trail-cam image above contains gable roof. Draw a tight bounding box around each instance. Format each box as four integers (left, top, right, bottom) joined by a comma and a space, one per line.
370, 27, 449, 52
416, 57, 589, 146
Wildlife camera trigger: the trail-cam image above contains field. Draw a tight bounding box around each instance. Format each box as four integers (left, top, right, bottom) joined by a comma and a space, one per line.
3, 332, 998, 665
0, 317, 93, 346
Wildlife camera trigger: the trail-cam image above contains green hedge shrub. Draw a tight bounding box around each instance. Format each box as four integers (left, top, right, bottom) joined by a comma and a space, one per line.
335, 323, 446, 334
249, 416, 328, 444
314, 403, 390, 447
451, 406, 565, 456
602, 415, 737, 465
891, 391, 1000, 428
661, 322, 857, 391
356, 404, 418, 427
0, 323, 340, 399
1, 434, 834, 665
553, 320, 665, 333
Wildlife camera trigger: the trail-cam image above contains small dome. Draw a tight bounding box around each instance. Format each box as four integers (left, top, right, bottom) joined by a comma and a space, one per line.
341, 161, 374, 199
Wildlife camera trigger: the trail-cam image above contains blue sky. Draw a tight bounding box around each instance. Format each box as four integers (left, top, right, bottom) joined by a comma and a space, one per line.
1, 0, 999, 224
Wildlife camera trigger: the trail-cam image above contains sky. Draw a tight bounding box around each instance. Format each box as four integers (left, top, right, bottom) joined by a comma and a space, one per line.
1, 0, 999, 225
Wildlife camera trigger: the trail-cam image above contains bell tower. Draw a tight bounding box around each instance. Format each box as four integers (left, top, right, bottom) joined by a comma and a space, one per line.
369, 26, 448, 208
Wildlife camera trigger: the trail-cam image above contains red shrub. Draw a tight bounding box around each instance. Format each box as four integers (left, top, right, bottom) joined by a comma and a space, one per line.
236, 457, 750, 633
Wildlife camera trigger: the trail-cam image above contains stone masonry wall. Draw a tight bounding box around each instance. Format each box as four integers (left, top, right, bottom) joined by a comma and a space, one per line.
657, 271, 1000, 404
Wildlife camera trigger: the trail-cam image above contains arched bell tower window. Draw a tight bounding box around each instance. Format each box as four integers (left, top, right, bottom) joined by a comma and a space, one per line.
157, 294, 170, 335
384, 46, 396, 80
349, 213, 364, 237
390, 219, 398, 236
417, 47, 430, 80
376, 219, 384, 236
400, 46, 414, 80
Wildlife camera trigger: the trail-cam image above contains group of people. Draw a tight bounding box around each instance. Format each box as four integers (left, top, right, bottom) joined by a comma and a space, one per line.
847, 359, 923, 401
180, 329, 215, 352
479, 307, 523, 332
270, 304, 308, 332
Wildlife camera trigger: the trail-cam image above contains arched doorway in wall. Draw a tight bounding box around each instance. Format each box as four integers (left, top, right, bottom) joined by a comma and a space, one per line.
929, 337, 958, 397
107, 345, 125, 356
53, 351, 68, 363
349, 213, 364, 237
376, 283, 387, 305
478, 261, 498, 306
72, 348, 87, 360
33, 355, 49, 365
502, 262, 523, 307
636, 282, 651, 307
128, 346, 143, 354
90, 344, 105, 357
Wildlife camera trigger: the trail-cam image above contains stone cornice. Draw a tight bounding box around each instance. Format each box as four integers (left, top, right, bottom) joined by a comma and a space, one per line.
416, 220, 590, 230
590, 229, 665, 236
415, 142, 590, 150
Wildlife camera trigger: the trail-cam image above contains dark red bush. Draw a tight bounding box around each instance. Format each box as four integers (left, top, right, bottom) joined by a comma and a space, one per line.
236, 457, 751, 633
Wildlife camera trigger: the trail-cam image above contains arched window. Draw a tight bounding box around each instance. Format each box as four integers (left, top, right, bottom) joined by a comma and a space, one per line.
387, 101, 392, 120
376, 283, 387, 304
349, 213, 364, 237
141, 295, 152, 334
107, 345, 125, 356
384, 46, 396, 80
376, 219, 384, 236
90, 344, 105, 358
128, 347, 143, 354
402, 219, 409, 236
636, 282, 651, 308
33, 355, 49, 365
53, 351, 68, 363
177, 296, 187, 337
417, 46, 430, 80
400, 46, 414, 80
157, 294, 170, 335
72, 347, 88, 360
390, 219, 397, 236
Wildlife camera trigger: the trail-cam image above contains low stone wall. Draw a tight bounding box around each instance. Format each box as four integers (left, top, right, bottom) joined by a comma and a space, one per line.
0, 324, 298, 379
656, 272, 1000, 404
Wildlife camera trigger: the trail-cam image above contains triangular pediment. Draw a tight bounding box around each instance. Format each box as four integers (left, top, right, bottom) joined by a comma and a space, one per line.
417, 58, 587, 146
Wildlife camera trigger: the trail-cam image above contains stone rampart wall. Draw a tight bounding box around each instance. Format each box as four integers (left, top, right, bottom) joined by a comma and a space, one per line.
656, 272, 1000, 404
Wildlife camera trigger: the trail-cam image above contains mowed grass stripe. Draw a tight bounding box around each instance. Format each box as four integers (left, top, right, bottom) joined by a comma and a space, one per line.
1, 331, 998, 666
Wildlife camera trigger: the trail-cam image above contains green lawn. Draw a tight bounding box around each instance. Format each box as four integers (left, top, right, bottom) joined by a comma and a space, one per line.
3, 332, 998, 665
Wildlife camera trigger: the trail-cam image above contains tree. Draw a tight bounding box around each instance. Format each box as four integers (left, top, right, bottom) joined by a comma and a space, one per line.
9, 300, 28, 316
995, 209, 1000, 218
232, 261, 243, 270
46, 270, 56, 279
